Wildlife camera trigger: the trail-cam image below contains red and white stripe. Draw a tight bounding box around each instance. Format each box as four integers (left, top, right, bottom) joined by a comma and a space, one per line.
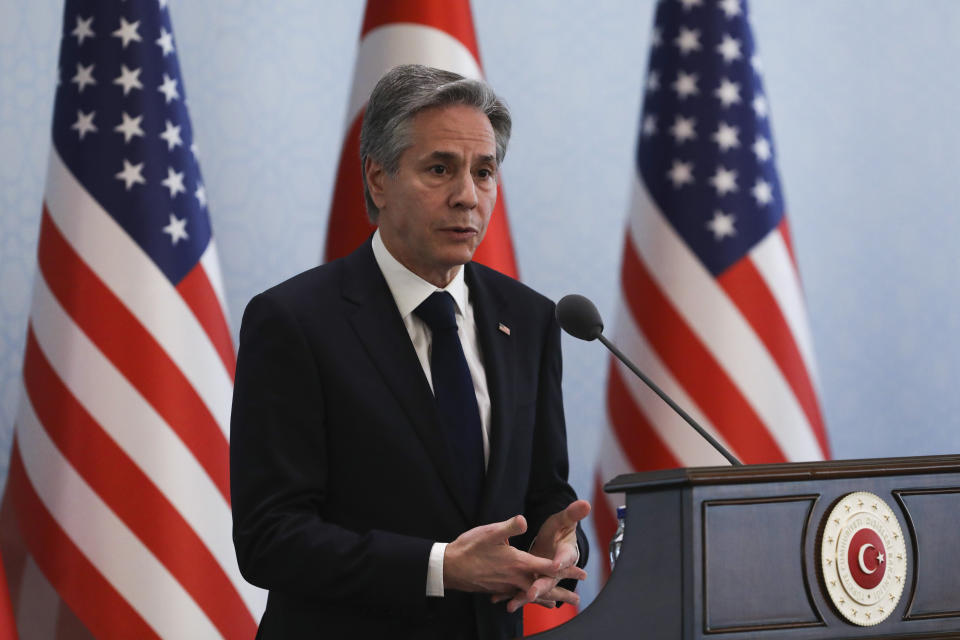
594, 174, 830, 578
325, 0, 518, 278
4, 150, 265, 638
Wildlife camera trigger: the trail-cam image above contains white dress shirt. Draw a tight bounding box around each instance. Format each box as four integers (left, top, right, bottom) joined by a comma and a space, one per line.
371, 230, 491, 597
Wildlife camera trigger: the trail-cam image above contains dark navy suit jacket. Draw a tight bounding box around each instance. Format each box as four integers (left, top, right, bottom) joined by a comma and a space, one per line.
230, 240, 587, 639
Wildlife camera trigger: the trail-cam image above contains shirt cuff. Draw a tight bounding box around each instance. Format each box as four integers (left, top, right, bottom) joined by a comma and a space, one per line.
426, 542, 447, 597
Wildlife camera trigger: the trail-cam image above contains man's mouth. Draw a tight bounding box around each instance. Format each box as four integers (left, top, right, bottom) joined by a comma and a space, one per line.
440, 225, 478, 237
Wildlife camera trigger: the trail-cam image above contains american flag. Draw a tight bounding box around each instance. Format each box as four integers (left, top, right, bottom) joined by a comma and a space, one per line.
1, 0, 265, 636
325, 0, 518, 277
594, 0, 831, 576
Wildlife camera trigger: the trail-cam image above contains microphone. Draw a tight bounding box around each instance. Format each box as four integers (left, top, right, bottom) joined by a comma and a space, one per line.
556, 294, 742, 466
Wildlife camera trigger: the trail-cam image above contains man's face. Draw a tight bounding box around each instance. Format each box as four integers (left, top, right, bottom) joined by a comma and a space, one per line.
367, 104, 498, 287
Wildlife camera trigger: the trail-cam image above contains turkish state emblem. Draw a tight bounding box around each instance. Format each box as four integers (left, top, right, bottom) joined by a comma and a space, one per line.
820, 491, 908, 626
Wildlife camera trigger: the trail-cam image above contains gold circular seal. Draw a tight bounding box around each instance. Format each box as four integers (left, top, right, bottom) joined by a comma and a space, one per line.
820, 491, 907, 626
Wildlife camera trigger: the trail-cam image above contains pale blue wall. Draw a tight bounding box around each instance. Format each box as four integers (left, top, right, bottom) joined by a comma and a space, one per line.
2, 0, 960, 608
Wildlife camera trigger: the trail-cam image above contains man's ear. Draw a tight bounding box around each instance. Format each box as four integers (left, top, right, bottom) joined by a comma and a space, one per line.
365, 157, 387, 210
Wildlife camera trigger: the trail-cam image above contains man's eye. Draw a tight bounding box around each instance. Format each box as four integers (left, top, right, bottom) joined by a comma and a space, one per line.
429, 165, 446, 175
477, 169, 492, 179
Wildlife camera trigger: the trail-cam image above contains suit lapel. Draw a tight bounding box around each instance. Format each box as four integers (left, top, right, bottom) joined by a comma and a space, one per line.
341, 241, 473, 521
465, 264, 517, 519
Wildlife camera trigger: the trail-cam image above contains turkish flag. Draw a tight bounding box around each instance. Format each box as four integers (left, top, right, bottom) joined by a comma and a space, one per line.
324, 0, 517, 278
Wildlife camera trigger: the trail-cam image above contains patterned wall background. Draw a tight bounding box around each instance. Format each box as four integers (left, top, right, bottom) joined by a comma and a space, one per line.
3, 0, 960, 605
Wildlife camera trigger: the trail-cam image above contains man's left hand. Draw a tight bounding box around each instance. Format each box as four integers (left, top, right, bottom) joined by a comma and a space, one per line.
492, 499, 591, 613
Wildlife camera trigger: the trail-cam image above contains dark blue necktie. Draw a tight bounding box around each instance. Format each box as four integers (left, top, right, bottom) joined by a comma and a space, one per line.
414, 291, 484, 516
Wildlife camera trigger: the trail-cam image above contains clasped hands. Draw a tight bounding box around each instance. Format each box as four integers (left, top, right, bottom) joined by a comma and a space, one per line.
443, 500, 591, 612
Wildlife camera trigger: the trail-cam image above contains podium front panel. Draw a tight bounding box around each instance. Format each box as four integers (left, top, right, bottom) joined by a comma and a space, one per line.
701, 495, 821, 632
897, 488, 960, 621
530, 456, 960, 639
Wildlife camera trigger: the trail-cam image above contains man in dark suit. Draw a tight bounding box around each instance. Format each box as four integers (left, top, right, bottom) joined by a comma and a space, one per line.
230, 64, 590, 639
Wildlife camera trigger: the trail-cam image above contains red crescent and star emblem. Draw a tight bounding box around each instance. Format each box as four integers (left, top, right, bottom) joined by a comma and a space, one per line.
820, 491, 907, 626
847, 528, 886, 589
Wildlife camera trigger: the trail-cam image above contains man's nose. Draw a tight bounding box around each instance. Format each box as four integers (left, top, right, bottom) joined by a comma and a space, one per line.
449, 170, 478, 209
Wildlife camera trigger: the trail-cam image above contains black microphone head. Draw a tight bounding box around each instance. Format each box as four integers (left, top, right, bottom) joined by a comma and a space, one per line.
556, 294, 604, 341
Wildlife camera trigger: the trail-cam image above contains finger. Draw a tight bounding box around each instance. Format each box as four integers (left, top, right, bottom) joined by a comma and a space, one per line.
514, 550, 563, 578
527, 569, 580, 604
529, 574, 560, 599
537, 586, 581, 608
560, 499, 591, 526
559, 565, 587, 582
532, 599, 557, 609
484, 514, 527, 542
502, 576, 585, 612
545, 500, 591, 534
505, 582, 581, 612
517, 550, 586, 583
491, 592, 513, 604
506, 590, 534, 613
542, 564, 587, 583
508, 514, 528, 540
535, 501, 591, 550
504, 580, 547, 613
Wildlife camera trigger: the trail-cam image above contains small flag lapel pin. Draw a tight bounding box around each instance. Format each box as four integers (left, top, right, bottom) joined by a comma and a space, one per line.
498, 322, 511, 336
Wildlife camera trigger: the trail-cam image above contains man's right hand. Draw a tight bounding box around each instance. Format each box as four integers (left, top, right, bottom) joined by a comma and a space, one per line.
442, 515, 586, 604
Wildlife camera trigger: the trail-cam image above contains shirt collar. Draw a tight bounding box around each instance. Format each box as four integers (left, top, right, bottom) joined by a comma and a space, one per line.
371, 229, 468, 320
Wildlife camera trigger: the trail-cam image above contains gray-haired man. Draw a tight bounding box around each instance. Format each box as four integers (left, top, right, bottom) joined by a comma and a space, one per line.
231, 64, 589, 640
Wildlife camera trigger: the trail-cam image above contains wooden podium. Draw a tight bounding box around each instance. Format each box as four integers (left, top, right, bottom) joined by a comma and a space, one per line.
533, 455, 960, 639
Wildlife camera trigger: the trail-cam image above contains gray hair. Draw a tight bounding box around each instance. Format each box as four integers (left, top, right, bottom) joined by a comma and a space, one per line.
359, 64, 512, 222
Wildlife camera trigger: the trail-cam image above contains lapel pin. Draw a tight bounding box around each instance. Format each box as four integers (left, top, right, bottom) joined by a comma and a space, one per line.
498, 322, 511, 336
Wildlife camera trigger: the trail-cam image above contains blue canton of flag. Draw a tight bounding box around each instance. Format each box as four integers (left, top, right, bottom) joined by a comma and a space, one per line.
638, 0, 782, 276
55, 0, 208, 285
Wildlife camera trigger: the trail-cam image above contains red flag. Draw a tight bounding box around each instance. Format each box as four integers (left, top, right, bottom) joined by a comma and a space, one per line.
594, 0, 830, 582
325, 0, 518, 277
1, 1, 265, 636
